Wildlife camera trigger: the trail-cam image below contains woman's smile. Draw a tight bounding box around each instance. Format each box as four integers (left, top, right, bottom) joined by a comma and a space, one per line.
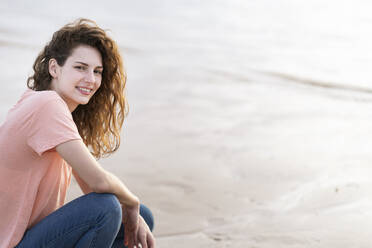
76, 86, 93, 95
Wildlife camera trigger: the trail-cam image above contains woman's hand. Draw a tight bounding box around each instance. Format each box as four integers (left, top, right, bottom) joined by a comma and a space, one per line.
136, 215, 156, 248
122, 204, 156, 248
122, 203, 140, 248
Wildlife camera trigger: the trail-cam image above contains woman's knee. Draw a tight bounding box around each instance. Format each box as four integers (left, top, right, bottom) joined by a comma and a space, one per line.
85, 192, 122, 222
86, 193, 155, 231
78, 193, 122, 246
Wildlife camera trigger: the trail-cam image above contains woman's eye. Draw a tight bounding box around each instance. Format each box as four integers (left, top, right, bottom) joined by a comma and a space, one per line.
75, 66, 84, 70
94, 70, 103, 75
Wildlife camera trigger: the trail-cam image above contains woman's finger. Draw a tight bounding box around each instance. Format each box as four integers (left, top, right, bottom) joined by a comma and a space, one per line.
124, 235, 128, 246
124, 225, 129, 246
127, 232, 134, 248
147, 232, 156, 248
138, 229, 148, 248
124, 224, 135, 248
134, 229, 139, 246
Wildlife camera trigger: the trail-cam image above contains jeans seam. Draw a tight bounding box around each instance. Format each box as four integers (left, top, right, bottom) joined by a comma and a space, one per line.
90, 210, 115, 248
90, 229, 98, 247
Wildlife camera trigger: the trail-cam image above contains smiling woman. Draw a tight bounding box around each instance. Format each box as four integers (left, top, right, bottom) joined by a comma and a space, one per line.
0, 19, 155, 248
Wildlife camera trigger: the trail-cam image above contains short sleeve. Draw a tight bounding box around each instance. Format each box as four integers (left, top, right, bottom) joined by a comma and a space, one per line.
27, 98, 82, 156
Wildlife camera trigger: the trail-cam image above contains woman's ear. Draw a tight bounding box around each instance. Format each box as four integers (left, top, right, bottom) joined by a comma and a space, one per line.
48, 58, 59, 78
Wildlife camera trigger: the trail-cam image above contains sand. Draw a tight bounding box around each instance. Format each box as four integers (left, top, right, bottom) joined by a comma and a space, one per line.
71, 70, 372, 247
2, 0, 372, 247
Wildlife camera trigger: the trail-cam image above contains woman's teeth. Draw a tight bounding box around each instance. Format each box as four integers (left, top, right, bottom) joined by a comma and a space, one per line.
77, 87, 92, 93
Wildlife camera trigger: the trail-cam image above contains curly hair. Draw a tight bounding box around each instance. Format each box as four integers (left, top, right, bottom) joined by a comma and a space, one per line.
27, 18, 128, 158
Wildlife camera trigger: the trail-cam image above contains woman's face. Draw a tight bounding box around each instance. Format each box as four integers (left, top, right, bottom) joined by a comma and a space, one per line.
49, 45, 103, 112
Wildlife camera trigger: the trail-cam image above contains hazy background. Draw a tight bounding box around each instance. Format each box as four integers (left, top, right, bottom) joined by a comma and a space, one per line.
2, 0, 372, 247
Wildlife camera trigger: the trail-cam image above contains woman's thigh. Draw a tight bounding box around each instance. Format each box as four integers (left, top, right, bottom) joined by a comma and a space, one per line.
16, 193, 122, 248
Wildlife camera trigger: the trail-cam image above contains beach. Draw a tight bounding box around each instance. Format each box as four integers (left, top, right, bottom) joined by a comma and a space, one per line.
2, 0, 372, 247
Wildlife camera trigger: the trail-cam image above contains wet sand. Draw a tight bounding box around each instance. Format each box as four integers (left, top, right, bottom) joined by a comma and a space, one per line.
70, 69, 372, 247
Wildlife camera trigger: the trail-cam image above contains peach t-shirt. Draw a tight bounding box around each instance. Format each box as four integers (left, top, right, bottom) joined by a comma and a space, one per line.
0, 89, 82, 248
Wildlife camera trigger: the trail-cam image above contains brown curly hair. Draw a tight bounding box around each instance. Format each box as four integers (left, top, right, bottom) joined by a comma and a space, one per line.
27, 18, 128, 158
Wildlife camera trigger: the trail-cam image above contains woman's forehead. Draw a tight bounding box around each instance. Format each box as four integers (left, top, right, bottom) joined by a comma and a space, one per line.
67, 45, 102, 67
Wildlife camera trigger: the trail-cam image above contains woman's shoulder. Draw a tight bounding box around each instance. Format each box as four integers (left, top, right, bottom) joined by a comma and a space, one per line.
11, 89, 69, 117
24, 89, 60, 102
21, 89, 66, 108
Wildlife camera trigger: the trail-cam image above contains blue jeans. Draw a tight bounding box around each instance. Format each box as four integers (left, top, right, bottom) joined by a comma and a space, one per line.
16, 193, 154, 248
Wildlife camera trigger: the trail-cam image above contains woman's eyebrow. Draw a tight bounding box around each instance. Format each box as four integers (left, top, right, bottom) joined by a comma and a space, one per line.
75, 61, 103, 69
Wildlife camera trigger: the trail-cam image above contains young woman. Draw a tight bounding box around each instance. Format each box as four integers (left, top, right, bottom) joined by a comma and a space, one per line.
0, 19, 155, 248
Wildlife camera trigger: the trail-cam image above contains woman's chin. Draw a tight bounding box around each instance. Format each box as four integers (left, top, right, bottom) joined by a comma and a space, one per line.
76, 96, 91, 105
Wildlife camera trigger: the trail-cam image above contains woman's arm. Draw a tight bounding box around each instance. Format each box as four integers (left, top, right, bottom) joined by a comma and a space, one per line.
72, 169, 92, 195
56, 139, 139, 207
56, 140, 155, 248
57, 139, 143, 247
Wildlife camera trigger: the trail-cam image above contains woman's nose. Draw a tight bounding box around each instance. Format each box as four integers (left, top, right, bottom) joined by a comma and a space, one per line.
85, 70, 96, 83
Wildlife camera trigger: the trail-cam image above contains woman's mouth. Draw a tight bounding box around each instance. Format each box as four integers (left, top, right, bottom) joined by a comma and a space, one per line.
76, 87, 93, 95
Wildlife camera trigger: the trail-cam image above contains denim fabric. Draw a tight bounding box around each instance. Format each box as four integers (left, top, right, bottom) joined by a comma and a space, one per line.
16, 192, 154, 248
